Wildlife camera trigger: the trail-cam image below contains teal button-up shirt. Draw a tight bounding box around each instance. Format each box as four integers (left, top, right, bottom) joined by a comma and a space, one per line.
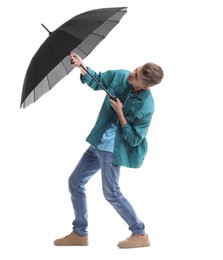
80, 67, 154, 168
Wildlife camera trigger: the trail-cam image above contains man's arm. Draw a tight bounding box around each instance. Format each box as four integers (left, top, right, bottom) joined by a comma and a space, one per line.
111, 97, 153, 146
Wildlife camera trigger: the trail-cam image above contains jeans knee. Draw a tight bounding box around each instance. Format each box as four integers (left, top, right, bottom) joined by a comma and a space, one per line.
68, 174, 86, 195
68, 174, 79, 193
68, 175, 74, 193
103, 187, 121, 203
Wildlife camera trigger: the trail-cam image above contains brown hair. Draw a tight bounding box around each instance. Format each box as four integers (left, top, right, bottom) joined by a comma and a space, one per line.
142, 63, 164, 87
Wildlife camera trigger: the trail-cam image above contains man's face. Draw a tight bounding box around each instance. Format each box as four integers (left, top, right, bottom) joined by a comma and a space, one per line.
127, 66, 148, 93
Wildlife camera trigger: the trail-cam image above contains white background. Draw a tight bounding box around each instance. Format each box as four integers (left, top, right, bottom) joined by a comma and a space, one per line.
1, 0, 223, 259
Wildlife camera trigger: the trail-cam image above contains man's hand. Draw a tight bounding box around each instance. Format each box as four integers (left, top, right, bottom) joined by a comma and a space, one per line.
110, 98, 127, 128
69, 52, 87, 75
110, 98, 123, 114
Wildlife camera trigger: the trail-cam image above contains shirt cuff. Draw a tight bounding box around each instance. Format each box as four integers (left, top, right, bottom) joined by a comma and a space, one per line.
122, 123, 132, 140
80, 67, 92, 83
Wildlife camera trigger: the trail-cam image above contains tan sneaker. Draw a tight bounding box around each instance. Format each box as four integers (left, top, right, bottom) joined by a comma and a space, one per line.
117, 234, 150, 248
54, 232, 88, 246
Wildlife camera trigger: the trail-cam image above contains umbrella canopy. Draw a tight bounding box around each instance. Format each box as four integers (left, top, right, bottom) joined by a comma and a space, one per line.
20, 7, 127, 108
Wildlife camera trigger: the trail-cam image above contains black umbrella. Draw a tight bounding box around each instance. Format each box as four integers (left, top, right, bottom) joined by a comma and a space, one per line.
20, 7, 127, 108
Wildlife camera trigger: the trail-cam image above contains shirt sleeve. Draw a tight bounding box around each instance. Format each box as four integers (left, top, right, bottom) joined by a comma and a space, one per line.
80, 67, 114, 91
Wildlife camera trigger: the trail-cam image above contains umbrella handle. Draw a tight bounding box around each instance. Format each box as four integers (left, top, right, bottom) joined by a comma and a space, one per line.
80, 65, 116, 101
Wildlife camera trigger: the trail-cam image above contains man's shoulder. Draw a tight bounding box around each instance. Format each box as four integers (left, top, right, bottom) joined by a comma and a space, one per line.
115, 69, 130, 75
114, 69, 130, 81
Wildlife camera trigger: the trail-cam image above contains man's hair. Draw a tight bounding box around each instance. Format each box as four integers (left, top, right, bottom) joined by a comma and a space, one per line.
142, 63, 164, 87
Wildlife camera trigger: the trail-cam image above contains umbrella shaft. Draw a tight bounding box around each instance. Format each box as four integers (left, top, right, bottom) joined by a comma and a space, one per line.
80, 65, 115, 100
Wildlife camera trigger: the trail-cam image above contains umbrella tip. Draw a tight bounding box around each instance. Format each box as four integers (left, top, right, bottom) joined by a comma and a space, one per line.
41, 23, 52, 35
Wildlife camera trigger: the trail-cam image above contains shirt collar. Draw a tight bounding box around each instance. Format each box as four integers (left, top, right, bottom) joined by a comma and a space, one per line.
130, 86, 151, 100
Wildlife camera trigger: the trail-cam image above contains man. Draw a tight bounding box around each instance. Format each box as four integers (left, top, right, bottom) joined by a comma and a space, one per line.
54, 52, 164, 248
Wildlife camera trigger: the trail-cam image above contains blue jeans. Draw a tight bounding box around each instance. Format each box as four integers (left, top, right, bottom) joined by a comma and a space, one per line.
68, 145, 145, 236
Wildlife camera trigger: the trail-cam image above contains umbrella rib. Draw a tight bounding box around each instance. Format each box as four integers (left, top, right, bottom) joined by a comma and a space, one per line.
74, 32, 105, 55
107, 19, 119, 23
47, 74, 51, 90
47, 39, 70, 74
60, 59, 70, 74
76, 46, 88, 56
33, 87, 36, 102
91, 32, 105, 39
